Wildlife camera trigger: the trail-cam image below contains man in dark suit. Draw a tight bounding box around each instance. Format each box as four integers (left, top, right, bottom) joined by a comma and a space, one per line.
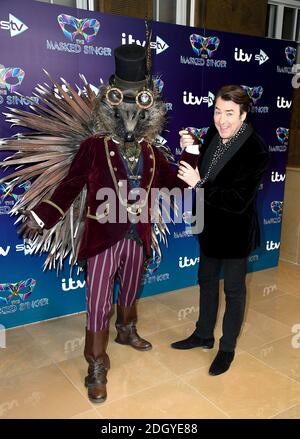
172, 84, 269, 376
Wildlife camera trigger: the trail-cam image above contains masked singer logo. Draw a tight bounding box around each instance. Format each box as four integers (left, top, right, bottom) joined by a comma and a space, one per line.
241, 85, 263, 105
276, 127, 289, 145
285, 46, 296, 66
270, 201, 283, 217
0, 180, 31, 204
57, 14, 100, 43
0, 64, 25, 93
186, 127, 209, 144
145, 253, 161, 274
189, 34, 220, 58
0, 278, 36, 305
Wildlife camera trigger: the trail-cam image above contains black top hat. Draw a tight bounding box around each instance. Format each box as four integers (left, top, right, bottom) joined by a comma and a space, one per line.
112, 44, 148, 89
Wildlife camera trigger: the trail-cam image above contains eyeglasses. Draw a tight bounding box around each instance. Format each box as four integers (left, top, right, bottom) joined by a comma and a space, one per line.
105, 86, 154, 109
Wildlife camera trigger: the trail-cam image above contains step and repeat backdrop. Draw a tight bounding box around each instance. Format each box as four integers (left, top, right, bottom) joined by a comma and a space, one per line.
0, 0, 296, 328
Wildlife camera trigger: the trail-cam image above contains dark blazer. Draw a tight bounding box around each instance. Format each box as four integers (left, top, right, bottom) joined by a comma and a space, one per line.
197, 124, 269, 259
33, 135, 198, 260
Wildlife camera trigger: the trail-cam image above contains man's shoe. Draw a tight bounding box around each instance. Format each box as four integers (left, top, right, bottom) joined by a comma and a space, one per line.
209, 350, 235, 376
171, 332, 214, 350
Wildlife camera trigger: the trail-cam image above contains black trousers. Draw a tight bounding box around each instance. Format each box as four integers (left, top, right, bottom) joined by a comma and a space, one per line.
195, 252, 247, 352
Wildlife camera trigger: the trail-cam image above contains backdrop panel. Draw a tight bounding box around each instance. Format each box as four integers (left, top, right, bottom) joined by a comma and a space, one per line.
0, 0, 295, 328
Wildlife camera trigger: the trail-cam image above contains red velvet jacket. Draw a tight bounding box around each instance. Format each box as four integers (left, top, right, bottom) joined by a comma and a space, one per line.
33, 135, 198, 259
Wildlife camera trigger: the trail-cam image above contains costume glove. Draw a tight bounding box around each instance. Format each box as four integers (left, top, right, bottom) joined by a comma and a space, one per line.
17, 210, 43, 240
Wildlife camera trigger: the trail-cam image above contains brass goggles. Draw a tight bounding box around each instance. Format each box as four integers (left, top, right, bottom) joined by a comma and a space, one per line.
105, 86, 154, 109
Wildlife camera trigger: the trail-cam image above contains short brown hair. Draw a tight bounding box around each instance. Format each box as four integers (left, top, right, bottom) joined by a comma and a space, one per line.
215, 85, 252, 115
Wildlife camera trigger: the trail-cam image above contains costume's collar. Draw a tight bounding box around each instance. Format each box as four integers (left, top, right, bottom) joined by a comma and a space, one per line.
104, 137, 155, 201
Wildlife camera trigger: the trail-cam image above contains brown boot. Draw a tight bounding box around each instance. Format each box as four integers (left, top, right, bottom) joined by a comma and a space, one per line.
84, 328, 110, 403
115, 304, 152, 351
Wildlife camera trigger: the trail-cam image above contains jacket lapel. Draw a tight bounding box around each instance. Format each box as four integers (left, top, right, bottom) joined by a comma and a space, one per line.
199, 133, 219, 176
205, 123, 254, 183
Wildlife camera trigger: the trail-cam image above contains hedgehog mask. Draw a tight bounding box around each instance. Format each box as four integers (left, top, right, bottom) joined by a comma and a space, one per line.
92, 43, 166, 144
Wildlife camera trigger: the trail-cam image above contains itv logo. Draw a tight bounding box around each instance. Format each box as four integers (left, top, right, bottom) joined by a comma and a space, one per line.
266, 240, 280, 251
234, 48, 269, 65
183, 91, 215, 107
276, 96, 292, 109
121, 33, 169, 55
271, 171, 286, 182
0, 246, 10, 257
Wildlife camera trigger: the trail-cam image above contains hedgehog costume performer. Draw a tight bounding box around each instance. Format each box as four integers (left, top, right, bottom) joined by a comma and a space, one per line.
0, 42, 198, 403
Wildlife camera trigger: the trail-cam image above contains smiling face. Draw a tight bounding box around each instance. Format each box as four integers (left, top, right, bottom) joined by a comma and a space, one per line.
213, 97, 247, 142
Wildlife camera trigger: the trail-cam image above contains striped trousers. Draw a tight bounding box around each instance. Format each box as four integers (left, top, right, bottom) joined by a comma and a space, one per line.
86, 238, 145, 332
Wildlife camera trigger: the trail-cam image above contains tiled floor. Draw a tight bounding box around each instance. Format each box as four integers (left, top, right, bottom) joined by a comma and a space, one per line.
0, 259, 300, 419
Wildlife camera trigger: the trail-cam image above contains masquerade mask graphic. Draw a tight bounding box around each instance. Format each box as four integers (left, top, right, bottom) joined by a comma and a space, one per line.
105, 86, 154, 109
241, 85, 263, 104
186, 127, 209, 144
0, 278, 36, 305
182, 211, 194, 226
57, 14, 100, 43
190, 34, 220, 58
270, 201, 283, 217
153, 78, 164, 94
285, 46, 296, 66
0, 65, 25, 93
145, 253, 161, 274
276, 127, 289, 145
0, 180, 31, 204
